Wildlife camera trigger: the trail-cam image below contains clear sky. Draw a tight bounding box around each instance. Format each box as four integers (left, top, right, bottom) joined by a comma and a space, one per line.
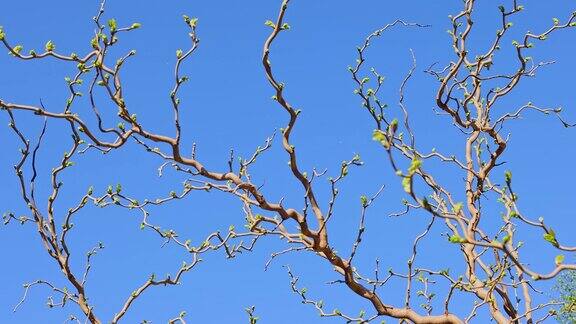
1, 1, 575, 323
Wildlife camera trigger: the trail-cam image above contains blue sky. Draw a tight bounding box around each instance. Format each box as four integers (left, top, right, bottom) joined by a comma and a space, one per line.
1, 1, 575, 323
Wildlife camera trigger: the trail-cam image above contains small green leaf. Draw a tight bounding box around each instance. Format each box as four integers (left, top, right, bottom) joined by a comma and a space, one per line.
504, 170, 512, 184
264, 20, 276, 29
372, 129, 386, 142
45, 40, 55, 52
341, 165, 348, 177
372, 129, 390, 149
449, 234, 466, 244
408, 158, 422, 175
421, 197, 432, 211
91, 36, 99, 49
360, 195, 368, 207
176, 49, 183, 58
402, 177, 411, 193
389, 118, 398, 134
12, 45, 23, 55
555, 254, 565, 265
543, 230, 559, 247
453, 202, 463, 214
107, 19, 117, 32
131, 23, 142, 29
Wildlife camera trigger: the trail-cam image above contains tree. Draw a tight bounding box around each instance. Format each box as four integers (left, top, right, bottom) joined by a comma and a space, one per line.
554, 270, 576, 323
1, 0, 575, 323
